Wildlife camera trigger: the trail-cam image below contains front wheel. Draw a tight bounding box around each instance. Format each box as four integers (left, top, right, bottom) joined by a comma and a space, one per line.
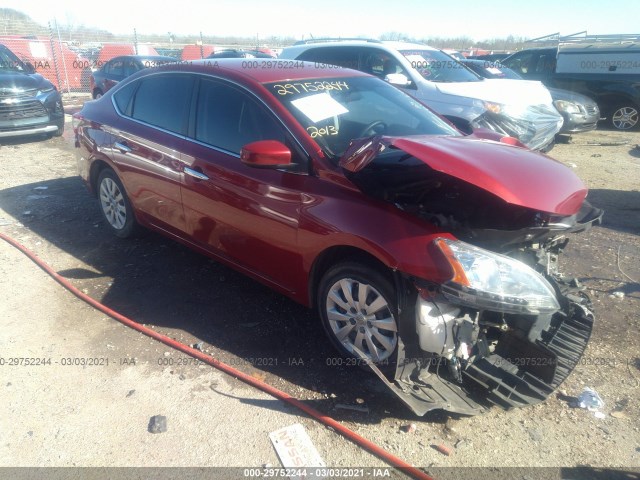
97, 168, 138, 238
608, 102, 639, 130
317, 262, 399, 366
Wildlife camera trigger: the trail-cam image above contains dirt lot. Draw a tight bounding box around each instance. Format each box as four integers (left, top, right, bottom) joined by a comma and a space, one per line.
0, 110, 639, 479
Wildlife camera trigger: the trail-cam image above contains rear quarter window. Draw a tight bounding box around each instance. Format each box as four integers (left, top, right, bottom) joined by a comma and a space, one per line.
129, 74, 194, 134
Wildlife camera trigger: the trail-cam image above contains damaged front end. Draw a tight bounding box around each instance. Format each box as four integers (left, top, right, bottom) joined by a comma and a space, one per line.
341, 135, 602, 415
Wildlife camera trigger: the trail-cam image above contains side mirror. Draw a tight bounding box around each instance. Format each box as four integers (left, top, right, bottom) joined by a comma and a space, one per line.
384, 73, 411, 87
240, 140, 294, 169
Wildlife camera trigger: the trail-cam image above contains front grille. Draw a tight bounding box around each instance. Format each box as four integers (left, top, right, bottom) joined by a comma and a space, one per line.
0, 99, 48, 122
0, 88, 38, 100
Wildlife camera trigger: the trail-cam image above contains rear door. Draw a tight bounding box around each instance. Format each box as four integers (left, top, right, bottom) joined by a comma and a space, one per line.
108, 73, 195, 235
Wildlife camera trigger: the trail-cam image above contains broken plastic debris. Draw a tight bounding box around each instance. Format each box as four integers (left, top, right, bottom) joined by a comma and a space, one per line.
400, 423, 417, 434
148, 415, 167, 433
611, 291, 625, 299
577, 387, 605, 412
594, 411, 606, 419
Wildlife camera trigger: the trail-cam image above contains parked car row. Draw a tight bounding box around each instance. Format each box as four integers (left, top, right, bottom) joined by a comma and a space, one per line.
73, 58, 600, 416
460, 59, 600, 134
501, 45, 640, 130
280, 39, 564, 150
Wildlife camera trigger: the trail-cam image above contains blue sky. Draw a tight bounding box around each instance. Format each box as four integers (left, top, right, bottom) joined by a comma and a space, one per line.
7, 0, 640, 41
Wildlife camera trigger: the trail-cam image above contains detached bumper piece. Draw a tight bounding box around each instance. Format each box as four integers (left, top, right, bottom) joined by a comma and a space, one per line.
362, 293, 593, 416
463, 301, 593, 408
362, 339, 485, 416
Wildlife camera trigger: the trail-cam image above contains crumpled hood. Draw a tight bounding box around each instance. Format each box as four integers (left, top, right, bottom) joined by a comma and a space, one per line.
340, 135, 587, 216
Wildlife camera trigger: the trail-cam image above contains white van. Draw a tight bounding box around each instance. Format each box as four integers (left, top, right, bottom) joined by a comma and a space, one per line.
280, 40, 563, 150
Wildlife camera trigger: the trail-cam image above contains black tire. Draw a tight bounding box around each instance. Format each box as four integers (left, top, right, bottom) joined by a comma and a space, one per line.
317, 262, 399, 369
96, 168, 138, 238
52, 121, 64, 137
93, 89, 103, 100
608, 102, 639, 131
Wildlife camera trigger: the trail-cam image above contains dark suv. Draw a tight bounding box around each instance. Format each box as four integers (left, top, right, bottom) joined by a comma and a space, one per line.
0, 43, 64, 139
502, 46, 640, 130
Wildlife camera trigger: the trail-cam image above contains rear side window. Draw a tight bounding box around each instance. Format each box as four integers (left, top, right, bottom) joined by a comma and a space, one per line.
129, 74, 194, 134
297, 47, 360, 70
105, 59, 124, 76
113, 81, 137, 114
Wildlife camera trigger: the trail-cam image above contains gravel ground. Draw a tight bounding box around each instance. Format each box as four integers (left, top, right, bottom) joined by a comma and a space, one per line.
0, 110, 638, 479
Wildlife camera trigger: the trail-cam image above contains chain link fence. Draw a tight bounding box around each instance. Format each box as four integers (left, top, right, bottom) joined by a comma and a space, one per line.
1, 15, 522, 105
1, 19, 287, 102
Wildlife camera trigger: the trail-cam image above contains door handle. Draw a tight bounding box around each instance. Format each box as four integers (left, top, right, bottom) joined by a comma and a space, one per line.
114, 141, 132, 153
184, 166, 210, 181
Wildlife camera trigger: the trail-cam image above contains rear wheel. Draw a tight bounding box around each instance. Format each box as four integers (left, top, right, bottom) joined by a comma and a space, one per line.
317, 262, 399, 366
97, 168, 138, 238
608, 102, 639, 130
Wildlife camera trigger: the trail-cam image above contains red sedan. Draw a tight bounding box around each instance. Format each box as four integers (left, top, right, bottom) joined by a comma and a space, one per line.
74, 59, 601, 415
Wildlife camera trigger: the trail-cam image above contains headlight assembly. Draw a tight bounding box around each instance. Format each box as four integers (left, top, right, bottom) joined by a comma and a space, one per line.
553, 100, 581, 114
434, 238, 560, 315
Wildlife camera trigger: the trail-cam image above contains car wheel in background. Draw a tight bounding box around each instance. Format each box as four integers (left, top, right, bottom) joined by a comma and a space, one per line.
609, 103, 639, 130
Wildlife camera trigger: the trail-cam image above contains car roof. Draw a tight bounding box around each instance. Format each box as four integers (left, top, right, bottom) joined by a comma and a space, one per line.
510, 47, 557, 54
150, 58, 370, 84
286, 39, 437, 52
110, 55, 177, 61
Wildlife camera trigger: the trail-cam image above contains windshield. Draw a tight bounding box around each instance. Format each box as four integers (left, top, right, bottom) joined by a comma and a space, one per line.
400, 49, 481, 83
0, 45, 27, 72
265, 76, 460, 161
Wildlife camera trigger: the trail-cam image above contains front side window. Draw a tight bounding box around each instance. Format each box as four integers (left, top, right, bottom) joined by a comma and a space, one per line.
535, 53, 557, 74
194, 79, 286, 154
502, 51, 535, 75
362, 49, 412, 81
123, 60, 141, 77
